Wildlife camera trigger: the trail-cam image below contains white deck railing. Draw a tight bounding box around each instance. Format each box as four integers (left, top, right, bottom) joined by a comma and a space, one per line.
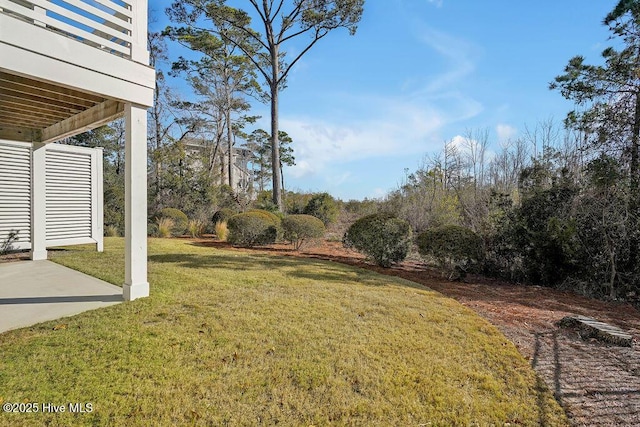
0, 0, 145, 61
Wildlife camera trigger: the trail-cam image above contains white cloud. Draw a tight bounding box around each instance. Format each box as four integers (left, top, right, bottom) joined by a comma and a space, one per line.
496, 123, 517, 143
281, 99, 451, 179
413, 27, 479, 94
428, 0, 443, 7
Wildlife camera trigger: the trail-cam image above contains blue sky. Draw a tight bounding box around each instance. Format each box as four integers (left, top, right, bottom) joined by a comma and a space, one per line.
150, 1, 617, 200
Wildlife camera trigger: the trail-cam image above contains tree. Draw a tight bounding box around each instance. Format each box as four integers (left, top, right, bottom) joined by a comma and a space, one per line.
148, 31, 180, 214
164, 23, 262, 190
166, 0, 365, 211
550, 0, 640, 283
246, 128, 295, 192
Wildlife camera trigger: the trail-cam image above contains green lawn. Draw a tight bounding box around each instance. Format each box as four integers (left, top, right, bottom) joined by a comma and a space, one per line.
0, 238, 567, 426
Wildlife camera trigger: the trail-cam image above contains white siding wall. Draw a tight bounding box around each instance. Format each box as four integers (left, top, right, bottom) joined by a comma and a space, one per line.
0, 140, 103, 252
0, 141, 31, 250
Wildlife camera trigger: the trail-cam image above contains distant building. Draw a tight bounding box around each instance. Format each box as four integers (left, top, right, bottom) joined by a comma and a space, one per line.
183, 138, 254, 195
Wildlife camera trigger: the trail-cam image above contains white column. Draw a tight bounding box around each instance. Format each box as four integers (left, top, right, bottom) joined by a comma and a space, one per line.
123, 103, 149, 300
30, 142, 47, 260
94, 147, 104, 252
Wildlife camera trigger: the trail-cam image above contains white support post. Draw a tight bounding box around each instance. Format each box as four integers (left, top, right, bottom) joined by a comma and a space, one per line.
94, 147, 104, 252
30, 142, 47, 260
130, 0, 149, 64
123, 103, 149, 300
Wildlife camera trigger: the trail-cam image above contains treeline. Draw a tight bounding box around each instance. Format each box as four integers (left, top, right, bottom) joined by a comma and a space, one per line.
380, 120, 637, 301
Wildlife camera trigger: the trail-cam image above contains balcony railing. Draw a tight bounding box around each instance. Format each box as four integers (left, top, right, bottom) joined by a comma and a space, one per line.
0, 0, 145, 61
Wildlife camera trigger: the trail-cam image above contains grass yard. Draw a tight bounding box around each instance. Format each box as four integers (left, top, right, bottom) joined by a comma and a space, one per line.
0, 238, 567, 426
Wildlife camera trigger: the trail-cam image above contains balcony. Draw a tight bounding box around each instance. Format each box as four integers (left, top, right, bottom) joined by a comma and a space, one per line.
0, 0, 154, 143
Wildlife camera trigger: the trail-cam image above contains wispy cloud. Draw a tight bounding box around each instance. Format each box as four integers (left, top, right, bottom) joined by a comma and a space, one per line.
281, 92, 481, 181
278, 25, 483, 180
412, 26, 479, 94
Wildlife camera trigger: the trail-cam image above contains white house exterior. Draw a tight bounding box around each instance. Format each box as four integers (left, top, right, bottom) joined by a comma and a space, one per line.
183, 138, 255, 194
0, 0, 155, 300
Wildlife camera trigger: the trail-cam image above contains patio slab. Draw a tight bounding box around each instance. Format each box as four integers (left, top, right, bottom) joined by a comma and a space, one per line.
0, 260, 122, 333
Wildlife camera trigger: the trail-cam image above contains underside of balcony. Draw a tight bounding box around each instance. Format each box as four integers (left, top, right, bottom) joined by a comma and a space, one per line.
0, 71, 124, 143
0, 0, 154, 143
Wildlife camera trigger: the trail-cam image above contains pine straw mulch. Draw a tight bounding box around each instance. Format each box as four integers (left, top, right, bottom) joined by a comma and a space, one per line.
194, 238, 640, 427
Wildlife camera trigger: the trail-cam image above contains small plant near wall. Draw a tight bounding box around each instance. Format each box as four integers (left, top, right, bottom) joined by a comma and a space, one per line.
0, 230, 19, 255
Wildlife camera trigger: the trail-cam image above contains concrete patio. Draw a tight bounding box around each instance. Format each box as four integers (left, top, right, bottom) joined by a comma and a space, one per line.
0, 260, 122, 333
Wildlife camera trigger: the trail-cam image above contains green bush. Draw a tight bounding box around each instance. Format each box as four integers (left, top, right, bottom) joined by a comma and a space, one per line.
212, 208, 237, 225
417, 225, 484, 278
282, 214, 326, 250
228, 212, 279, 247
303, 192, 339, 226
247, 209, 283, 239
158, 208, 188, 236
343, 213, 412, 267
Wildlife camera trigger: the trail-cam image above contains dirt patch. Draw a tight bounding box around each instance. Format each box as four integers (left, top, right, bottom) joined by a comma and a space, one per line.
0, 251, 30, 263
195, 238, 640, 426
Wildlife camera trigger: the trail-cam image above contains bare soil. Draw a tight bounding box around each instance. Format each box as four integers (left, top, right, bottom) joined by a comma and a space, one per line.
197, 239, 640, 427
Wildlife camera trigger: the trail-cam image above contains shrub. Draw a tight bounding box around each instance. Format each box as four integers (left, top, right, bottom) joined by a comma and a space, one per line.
215, 221, 229, 242
343, 213, 412, 267
417, 225, 484, 279
156, 217, 175, 238
247, 209, 282, 225
147, 223, 158, 237
282, 214, 326, 250
188, 219, 206, 238
227, 212, 279, 247
247, 209, 283, 239
105, 225, 120, 237
303, 192, 339, 226
158, 208, 188, 236
212, 208, 237, 225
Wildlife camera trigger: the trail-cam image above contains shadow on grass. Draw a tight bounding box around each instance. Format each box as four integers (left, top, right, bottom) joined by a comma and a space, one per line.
148, 251, 419, 289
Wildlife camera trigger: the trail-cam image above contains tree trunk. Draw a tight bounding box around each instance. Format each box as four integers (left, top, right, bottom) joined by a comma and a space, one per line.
629, 91, 640, 280
270, 45, 283, 211
226, 96, 234, 189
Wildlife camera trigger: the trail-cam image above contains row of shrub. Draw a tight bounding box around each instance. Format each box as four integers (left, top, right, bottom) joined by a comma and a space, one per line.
343, 213, 483, 277
127, 206, 483, 278
224, 210, 325, 250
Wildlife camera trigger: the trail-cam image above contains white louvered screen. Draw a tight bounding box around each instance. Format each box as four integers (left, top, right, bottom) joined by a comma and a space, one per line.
0, 141, 31, 249
45, 148, 93, 241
